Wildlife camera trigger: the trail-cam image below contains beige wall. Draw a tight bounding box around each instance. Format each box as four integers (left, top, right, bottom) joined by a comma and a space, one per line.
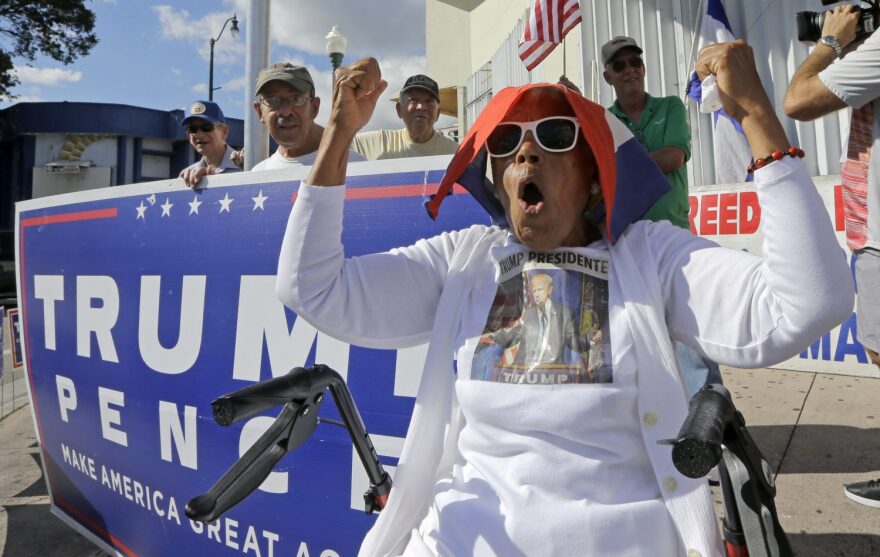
426, 2, 472, 88
468, 0, 530, 73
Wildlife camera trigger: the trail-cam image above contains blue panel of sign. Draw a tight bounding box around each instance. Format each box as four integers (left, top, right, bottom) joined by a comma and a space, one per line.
16, 161, 488, 556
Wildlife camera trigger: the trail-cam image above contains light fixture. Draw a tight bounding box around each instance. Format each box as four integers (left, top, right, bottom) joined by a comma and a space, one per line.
208, 14, 240, 101
325, 26, 348, 72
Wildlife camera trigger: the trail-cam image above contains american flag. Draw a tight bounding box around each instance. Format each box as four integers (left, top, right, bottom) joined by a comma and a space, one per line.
517, 0, 583, 71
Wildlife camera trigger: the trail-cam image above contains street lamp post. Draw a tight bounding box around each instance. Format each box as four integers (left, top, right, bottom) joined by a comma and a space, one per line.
209, 14, 240, 101
325, 26, 347, 80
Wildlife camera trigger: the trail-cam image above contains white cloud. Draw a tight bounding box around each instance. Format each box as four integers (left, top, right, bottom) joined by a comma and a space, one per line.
230, 0, 425, 59
153, 5, 245, 65
192, 83, 208, 93
171, 68, 182, 76
161, 1, 454, 132
14, 66, 82, 87
223, 75, 248, 92
157, 1, 425, 68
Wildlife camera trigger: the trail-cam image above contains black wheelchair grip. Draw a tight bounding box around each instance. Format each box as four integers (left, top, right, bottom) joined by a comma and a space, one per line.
211, 367, 316, 426
671, 383, 735, 479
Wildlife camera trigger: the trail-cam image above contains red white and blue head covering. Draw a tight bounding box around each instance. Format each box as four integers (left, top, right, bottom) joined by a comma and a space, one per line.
425, 83, 671, 244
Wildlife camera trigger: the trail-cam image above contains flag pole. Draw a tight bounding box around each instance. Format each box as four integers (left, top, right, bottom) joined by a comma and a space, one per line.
685, 0, 707, 96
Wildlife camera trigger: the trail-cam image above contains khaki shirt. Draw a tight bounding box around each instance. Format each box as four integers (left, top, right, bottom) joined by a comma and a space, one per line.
352, 128, 458, 161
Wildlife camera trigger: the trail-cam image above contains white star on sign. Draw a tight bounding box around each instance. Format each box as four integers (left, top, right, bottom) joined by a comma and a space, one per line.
136, 201, 147, 220
188, 195, 202, 215
252, 190, 268, 211
161, 198, 173, 217
219, 193, 234, 213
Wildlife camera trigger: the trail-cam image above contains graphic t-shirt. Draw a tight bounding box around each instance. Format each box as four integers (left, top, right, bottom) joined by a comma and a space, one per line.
471, 250, 613, 385
408, 242, 681, 556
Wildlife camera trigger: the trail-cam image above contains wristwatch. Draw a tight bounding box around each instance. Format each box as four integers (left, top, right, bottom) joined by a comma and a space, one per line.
819, 35, 842, 56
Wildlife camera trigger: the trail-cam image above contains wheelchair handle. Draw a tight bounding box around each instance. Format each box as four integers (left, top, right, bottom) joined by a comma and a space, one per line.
669, 383, 735, 479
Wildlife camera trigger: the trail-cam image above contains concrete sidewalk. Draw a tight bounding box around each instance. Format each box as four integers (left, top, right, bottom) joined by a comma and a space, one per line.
0, 405, 107, 557
720, 366, 880, 556
0, 366, 878, 556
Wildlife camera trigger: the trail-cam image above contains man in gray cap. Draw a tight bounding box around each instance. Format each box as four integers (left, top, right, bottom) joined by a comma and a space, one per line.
352, 73, 457, 160
602, 36, 691, 226
178, 100, 241, 188
601, 36, 718, 397
251, 62, 363, 170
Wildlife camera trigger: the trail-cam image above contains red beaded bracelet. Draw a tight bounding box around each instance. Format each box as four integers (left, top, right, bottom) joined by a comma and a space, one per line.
747, 146, 805, 174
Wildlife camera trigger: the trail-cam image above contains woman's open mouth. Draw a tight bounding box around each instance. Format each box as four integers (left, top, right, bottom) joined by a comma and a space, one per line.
519, 181, 545, 215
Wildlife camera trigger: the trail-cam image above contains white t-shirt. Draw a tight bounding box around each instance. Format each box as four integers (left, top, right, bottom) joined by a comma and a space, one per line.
406, 243, 680, 556
251, 148, 364, 171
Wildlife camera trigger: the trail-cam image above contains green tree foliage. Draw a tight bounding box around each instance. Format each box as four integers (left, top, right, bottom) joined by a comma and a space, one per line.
0, 0, 98, 98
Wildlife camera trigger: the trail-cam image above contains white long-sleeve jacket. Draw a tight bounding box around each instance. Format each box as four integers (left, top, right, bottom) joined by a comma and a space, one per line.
276, 158, 853, 556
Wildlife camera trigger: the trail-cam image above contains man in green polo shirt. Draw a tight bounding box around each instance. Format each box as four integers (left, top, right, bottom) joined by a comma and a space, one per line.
603, 36, 691, 229
602, 36, 720, 396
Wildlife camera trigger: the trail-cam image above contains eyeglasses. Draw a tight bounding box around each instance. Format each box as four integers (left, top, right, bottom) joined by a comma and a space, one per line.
186, 123, 215, 134
259, 94, 313, 110
610, 57, 644, 73
486, 116, 580, 158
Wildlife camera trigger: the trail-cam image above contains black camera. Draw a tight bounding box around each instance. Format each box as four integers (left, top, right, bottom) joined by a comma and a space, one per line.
797, 0, 879, 43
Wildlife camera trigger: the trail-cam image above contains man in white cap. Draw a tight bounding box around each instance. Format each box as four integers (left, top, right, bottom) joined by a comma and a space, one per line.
178, 100, 241, 188
352, 74, 457, 160
251, 63, 363, 170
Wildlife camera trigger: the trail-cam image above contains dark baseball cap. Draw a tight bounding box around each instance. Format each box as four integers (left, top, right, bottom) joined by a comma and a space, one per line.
400, 74, 440, 101
255, 63, 315, 95
601, 36, 643, 66
181, 100, 226, 127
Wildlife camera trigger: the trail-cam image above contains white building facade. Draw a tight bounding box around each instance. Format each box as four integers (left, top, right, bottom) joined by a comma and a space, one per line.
427, 0, 849, 186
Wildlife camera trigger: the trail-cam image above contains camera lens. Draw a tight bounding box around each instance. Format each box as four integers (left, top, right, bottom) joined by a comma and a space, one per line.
796, 10, 825, 43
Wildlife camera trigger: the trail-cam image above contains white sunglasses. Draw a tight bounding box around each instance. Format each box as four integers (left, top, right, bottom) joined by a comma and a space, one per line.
486, 116, 581, 157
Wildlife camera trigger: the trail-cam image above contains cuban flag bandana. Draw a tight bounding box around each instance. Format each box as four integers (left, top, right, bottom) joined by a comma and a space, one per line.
425, 83, 671, 244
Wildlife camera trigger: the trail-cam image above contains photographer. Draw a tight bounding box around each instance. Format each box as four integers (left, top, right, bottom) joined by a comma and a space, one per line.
785, 2, 880, 509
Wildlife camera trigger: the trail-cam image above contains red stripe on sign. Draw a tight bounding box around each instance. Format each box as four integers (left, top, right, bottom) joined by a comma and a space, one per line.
22, 207, 118, 228
55, 496, 138, 556
291, 184, 467, 203
17, 205, 119, 519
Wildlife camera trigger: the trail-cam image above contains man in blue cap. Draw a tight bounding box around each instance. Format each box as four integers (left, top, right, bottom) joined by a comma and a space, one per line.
179, 100, 241, 188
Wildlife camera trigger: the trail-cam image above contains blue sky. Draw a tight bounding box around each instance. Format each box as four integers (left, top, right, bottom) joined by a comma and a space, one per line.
2, 0, 446, 131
